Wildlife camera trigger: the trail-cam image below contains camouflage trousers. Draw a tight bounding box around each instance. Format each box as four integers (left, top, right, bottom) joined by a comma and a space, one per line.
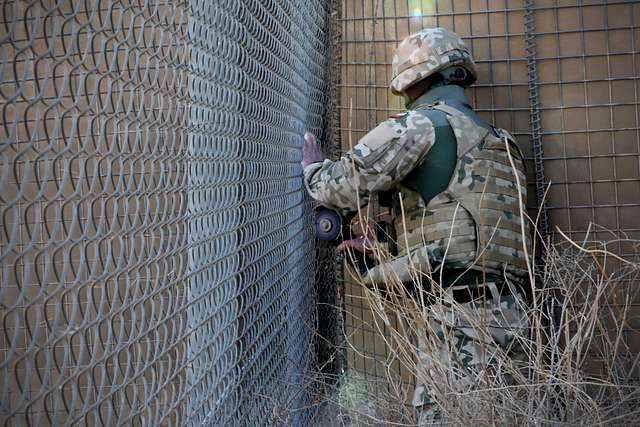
412, 282, 530, 426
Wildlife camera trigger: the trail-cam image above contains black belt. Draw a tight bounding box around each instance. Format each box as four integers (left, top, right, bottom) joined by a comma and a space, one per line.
450, 282, 514, 304
440, 269, 502, 288
418, 270, 520, 305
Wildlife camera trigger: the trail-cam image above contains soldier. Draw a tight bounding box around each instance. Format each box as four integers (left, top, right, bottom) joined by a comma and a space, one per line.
302, 28, 531, 425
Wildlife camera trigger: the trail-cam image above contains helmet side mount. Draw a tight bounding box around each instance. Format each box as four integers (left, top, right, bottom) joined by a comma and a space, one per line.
438, 66, 474, 87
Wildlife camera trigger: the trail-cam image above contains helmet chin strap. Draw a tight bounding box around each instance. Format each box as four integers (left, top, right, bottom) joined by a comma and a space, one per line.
401, 92, 413, 108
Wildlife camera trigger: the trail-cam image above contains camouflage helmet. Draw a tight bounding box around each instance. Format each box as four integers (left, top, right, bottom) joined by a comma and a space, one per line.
390, 28, 477, 94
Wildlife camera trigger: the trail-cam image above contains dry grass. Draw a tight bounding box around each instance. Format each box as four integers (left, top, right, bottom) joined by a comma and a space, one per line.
312, 221, 640, 426
316, 155, 640, 425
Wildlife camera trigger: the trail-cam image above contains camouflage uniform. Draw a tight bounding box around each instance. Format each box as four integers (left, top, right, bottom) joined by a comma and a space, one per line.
304, 28, 531, 425
412, 290, 529, 425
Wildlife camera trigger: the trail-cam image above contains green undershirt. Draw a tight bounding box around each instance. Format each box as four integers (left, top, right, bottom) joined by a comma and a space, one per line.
402, 108, 457, 206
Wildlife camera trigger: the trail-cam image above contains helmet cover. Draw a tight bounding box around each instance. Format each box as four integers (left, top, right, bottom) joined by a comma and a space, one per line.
390, 27, 478, 94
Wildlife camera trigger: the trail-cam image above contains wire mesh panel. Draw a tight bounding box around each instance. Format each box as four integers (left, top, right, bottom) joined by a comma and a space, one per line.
337, 0, 535, 401
1, 0, 331, 425
337, 0, 640, 413
531, 0, 640, 367
533, 0, 640, 249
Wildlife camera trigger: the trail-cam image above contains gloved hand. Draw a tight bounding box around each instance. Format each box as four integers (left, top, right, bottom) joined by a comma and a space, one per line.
337, 236, 379, 261
301, 132, 324, 168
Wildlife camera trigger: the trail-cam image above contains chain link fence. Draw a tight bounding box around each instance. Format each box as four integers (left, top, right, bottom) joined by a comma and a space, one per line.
1, 0, 333, 425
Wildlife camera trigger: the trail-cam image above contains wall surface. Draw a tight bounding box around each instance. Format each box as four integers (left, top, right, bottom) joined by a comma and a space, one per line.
0, 1, 332, 425
337, 0, 640, 402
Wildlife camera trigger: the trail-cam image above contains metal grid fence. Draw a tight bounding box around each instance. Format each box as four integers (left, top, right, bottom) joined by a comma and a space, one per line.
337, 0, 640, 400
533, 1, 640, 251
0, 0, 332, 425
338, 0, 537, 399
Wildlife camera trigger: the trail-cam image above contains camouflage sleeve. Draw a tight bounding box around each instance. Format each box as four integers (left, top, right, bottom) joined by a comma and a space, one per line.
303, 110, 436, 210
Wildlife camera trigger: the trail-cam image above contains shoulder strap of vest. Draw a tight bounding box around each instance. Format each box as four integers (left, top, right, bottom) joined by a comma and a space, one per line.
431, 102, 490, 157
430, 102, 464, 117
494, 127, 527, 161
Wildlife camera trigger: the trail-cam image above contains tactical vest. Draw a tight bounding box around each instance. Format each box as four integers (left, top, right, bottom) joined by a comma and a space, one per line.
362, 102, 531, 286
